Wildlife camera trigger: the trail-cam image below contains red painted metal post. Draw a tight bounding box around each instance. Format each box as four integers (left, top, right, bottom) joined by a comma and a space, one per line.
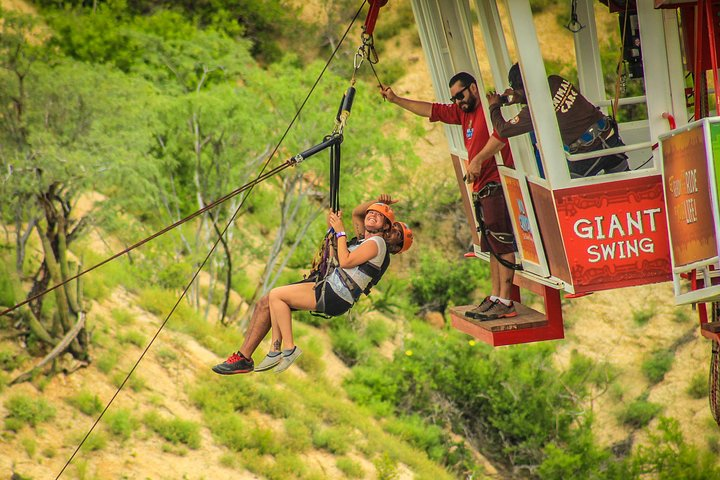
695, 0, 707, 120
363, 0, 388, 36
705, 0, 720, 114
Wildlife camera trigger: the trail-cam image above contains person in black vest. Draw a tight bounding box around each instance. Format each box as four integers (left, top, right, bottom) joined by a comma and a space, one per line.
487, 63, 629, 178
212, 196, 413, 375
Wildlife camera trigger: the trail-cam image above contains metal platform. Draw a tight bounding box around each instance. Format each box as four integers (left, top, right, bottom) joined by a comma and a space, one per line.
701, 321, 720, 342
449, 301, 564, 347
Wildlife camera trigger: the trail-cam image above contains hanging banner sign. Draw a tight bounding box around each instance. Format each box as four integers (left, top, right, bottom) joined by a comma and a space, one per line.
555, 176, 672, 293
661, 123, 718, 268
504, 175, 540, 265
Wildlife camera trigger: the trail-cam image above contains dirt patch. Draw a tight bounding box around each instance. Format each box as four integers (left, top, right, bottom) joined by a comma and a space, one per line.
555, 283, 715, 448
1, 0, 36, 14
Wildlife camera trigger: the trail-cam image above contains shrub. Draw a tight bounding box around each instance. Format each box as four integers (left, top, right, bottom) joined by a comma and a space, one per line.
111, 372, 146, 392
385, 415, 446, 462
629, 417, 720, 478
245, 426, 282, 455
155, 261, 192, 289
537, 421, 621, 480
207, 414, 251, 451
0, 372, 8, 394
530, 0, 561, 13
686, 372, 707, 399
155, 348, 178, 364
365, 318, 392, 346
21, 436, 37, 458
66, 391, 103, 416
708, 434, 720, 454
576, 353, 618, 390
80, 431, 108, 452
409, 250, 489, 314
295, 335, 325, 376
0, 260, 17, 307
312, 425, 351, 454
330, 323, 373, 367
672, 307, 692, 323
632, 307, 655, 326
4, 394, 56, 431
619, 395, 663, 428
641, 349, 674, 384
111, 308, 135, 326
336, 456, 364, 478
266, 452, 307, 479
0, 347, 28, 371
143, 411, 201, 449
374, 453, 399, 480
118, 330, 146, 347
283, 417, 313, 452
105, 409, 139, 440
95, 351, 118, 374
190, 377, 255, 414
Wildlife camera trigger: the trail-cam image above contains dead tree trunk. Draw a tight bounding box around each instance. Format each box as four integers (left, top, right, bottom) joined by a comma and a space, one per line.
24, 185, 89, 364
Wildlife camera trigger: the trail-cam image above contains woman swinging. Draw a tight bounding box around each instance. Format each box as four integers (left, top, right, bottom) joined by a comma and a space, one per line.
212, 195, 413, 375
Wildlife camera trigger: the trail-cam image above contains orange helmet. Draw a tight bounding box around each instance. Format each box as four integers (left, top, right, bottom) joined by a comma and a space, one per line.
393, 222, 414, 254
366, 202, 395, 224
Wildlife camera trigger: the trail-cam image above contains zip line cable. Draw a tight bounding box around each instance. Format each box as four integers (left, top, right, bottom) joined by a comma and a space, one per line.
2, 161, 288, 319
0, 2, 368, 321
54, 3, 367, 478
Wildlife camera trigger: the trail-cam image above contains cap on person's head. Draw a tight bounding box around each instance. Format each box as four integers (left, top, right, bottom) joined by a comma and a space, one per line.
448, 72, 477, 89
508, 63, 523, 90
366, 202, 395, 224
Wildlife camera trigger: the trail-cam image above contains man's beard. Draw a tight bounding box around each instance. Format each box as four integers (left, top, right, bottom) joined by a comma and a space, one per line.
460, 95, 477, 112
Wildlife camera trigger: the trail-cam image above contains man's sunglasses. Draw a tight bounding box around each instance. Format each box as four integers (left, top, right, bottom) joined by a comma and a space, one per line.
450, 84, 471, 103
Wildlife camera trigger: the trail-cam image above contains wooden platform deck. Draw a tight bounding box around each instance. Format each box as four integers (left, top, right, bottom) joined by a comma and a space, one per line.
701, 321, 720, 342
449, 303, 563, 347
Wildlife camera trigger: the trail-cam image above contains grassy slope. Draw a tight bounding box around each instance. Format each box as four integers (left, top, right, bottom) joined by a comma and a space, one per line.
0, 275, 461, 479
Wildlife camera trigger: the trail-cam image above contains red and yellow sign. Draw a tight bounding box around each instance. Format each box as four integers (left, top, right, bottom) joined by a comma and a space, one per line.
661, 125, 718, 267
504, 176, 540, 265
555, 176, 672, 293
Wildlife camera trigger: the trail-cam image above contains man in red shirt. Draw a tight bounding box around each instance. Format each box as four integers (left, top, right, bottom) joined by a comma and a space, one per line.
381, 72, 518, 320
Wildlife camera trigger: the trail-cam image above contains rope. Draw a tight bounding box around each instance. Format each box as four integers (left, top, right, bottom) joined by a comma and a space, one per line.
54, 2, 367, 478
612, 0, 630, 117
2, 162, 289, 319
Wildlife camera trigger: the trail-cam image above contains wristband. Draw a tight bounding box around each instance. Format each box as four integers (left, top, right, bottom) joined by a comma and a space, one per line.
335, 231, 346, 239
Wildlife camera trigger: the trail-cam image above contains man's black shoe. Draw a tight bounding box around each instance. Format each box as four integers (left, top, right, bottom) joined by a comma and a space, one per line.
212, 352, 254, 375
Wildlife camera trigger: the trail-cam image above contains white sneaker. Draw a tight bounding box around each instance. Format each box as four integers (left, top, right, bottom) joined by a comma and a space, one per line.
254, 351, 283, 372
274, 346, 303, 373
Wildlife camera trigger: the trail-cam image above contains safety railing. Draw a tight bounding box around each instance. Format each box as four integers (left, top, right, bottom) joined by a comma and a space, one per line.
565, 141, 653, 162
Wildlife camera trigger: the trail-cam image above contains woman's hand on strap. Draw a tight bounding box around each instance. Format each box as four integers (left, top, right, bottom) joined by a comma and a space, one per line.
328, 211, 345, 233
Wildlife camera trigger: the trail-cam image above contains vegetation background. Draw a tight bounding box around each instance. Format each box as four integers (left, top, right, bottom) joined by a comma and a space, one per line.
0, 0, 718, 479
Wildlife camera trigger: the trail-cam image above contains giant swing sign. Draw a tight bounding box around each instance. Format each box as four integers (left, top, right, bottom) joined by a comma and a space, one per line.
555, 176, 672, 293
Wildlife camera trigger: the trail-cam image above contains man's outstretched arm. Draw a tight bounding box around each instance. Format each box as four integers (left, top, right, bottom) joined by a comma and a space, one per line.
380, 86, 432, 118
